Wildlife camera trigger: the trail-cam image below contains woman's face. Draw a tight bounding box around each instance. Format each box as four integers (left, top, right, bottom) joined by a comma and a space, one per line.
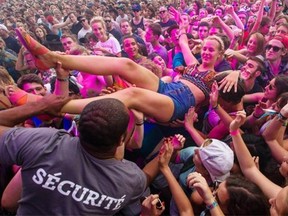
201, 39, 221, 66
269, 186, 288, 216
181, 14, 190, 27
247, 35, 258, 54
35, 28, 44, 39
123, 38, 139, 58
153, 56, 166, 71
192, 2, 199, 11
215, 181, 229, 214
92, 22, 106, 41
264, 78, 278, 100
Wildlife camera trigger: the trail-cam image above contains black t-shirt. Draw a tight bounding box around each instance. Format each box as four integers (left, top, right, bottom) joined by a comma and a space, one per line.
4, 36, 21, 54
70, 22, 83, 35
158, 19, 177, 32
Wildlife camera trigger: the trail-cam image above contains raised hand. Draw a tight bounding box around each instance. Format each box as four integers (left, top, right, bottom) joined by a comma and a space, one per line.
158, 138, 174, 169
56, 61, 70, 79
171, 134, 186, 150
141, 194, 165, 216
168, 6, 181, 23
184, 106, 198, 129
209, 81, 219, 108
225, 4, 234, 14
187, 172, 214, 203
230, 111, 246, 131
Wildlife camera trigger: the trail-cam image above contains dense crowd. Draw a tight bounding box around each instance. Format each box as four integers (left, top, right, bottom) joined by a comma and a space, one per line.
0, 0, 288, 215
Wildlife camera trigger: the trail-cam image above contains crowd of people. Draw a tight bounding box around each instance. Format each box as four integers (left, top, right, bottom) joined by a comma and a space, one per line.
0, 0, 288, 215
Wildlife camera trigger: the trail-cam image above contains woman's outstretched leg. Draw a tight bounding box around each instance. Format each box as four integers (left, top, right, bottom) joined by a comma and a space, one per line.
62, 87, 175, 122
16, 28, 160, 92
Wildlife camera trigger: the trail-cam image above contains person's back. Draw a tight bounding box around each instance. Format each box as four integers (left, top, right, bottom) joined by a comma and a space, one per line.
0, 99, 147, 215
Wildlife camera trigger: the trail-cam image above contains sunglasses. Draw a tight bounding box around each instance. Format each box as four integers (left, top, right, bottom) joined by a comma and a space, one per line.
105, 20, 111, 23
133, 9, 140, 12
265, 44, 282, 52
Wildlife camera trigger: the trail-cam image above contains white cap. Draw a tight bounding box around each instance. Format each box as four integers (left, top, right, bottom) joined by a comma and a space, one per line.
199, 139, 234, 182
0, 24, 8, 32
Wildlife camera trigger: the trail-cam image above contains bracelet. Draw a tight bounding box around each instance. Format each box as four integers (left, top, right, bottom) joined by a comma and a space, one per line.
212, 104, 219, 110
206, 200, 218, 210
57, 77, 69, 82
279, 112, 288, 121
252, 113, 261, 119
135, 121, 144, 126
230, 129, 240, 136
282, 121, 288, 127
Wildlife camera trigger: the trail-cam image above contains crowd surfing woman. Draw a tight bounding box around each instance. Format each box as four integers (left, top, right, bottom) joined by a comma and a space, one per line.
12, 28, 234, 123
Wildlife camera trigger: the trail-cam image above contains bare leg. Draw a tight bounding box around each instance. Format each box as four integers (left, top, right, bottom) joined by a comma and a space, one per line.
16, 28, 160, 92
62, 87, 175, 122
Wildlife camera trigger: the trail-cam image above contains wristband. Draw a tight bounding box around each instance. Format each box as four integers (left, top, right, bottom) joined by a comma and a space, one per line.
278, 113, 288, 121
230, 129, 240, 136
136, 121, 144, 126
57, 77, 69, 82
206, 200, 218, 210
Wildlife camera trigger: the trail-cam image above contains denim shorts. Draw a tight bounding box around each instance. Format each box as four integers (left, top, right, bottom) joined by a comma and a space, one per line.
157, 80, 195, 121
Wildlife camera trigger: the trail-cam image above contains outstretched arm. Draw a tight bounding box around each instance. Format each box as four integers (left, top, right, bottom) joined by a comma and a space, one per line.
184, 107, 205, 146
159, 139, 194, 216
178, 19, 199, 66
250, 0, 265, 34
187, 172, 224, 216
262, 103, 288, 163
230, 111, 282, 199
0, 94, 69, 136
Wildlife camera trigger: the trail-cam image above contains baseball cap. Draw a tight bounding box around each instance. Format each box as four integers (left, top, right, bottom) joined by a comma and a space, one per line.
198, 139, 234, 182
132, 3, 141, 11
273, 34, 288, 49
0, 24, 8, 32
87, 2, 93, 8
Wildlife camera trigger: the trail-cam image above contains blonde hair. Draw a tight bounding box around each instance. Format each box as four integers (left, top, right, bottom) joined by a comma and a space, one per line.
90, 16, 106, 31
0, 67, 15, 92
0, 38, 6, 50
204, 35, 225, 52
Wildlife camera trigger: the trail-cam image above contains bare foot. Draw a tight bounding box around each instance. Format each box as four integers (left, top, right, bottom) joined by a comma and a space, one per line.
5, 85, 41, 106
16, 28, 56, 70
